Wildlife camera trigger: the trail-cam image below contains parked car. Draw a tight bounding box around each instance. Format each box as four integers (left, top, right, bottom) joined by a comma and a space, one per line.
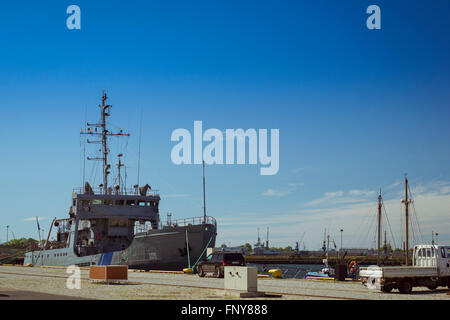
196, 251, 246, 278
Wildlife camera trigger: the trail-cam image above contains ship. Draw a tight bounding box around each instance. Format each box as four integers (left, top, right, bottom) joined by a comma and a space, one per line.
24, 92, 217, 270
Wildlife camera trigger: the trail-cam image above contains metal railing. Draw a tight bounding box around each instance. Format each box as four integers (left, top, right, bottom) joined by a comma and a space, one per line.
72, 187, 160, 197
134, 216, 216, 233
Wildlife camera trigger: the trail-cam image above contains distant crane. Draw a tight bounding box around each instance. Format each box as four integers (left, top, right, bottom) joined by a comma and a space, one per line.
298, 231, 306, 250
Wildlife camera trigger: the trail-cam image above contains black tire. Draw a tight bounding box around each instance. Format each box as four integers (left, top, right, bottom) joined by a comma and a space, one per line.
197, 266, 205, 277
381, 285, 393, 293
399, 280, 413, 294
427, 285, 437, 290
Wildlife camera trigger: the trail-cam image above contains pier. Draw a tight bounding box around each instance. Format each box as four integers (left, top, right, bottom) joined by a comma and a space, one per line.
0, 265, 448, 300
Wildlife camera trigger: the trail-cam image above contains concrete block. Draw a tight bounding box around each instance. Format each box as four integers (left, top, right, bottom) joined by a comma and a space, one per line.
224, 266, 258, 292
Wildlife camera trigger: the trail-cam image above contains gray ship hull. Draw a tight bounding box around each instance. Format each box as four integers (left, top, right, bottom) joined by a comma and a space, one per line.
24, 223, 216, 271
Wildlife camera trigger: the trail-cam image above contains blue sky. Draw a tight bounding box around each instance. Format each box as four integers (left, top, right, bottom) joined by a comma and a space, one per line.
0, 1, 449, 249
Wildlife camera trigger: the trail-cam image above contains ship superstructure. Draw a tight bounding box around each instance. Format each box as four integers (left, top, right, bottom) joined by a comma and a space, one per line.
24, 92, 217, 270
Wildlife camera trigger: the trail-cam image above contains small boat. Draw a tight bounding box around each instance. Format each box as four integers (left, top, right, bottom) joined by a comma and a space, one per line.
306, 231, 335, 279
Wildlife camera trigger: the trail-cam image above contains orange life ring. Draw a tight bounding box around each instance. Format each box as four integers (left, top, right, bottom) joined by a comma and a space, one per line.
348, 260, 358, 273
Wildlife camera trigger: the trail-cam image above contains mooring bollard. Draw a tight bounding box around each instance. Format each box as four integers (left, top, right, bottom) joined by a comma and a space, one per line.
268, 269, 282, 278
183, 268, 193, 274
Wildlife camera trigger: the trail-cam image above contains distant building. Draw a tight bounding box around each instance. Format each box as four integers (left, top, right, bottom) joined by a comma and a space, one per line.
339, 248, 374, 256
208, 246, 250, 255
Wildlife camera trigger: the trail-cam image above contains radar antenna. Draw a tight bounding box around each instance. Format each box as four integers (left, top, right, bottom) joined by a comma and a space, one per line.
81, 91, 130, 194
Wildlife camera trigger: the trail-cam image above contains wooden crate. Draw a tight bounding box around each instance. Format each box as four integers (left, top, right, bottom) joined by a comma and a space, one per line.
89, 265, 128, 282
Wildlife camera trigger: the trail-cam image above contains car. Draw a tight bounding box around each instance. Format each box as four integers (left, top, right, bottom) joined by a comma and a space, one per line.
196, 251, 246, 278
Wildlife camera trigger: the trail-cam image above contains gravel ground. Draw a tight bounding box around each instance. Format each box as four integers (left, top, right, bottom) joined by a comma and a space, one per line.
0, 266, 449, 300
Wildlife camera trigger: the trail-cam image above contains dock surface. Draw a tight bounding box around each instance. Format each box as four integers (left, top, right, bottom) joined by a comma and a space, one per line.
0, 265, 449, 300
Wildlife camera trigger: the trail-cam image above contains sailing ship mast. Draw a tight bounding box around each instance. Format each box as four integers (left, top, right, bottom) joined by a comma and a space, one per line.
402, 175, 412, 266
81, 91, 130, 194
377, 190, 382, 266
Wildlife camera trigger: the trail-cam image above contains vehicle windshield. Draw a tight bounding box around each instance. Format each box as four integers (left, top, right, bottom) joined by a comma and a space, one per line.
224, 253, 244, 261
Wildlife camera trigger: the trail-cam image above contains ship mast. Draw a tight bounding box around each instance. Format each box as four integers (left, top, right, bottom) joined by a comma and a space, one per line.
377, 190, 382, 266
81, 92, 130, 194
402, 175, 411, 266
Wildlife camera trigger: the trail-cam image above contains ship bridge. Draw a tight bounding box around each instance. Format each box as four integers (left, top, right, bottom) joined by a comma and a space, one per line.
72, 188, 160, 222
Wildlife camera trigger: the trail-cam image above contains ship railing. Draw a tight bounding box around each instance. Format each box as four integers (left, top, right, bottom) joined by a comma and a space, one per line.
134, 216, 216, 233
72, 187, 160, 197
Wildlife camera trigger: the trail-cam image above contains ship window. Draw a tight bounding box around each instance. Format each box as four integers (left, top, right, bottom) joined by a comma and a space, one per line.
138, 201, 146, 206
116, 200, 125, 205
73, 199, 76, 206
92, 199, 102, 205
103, 200, 113, 205
126, 200, 136, 206
82, 199, 91, 206
426, 248, 431, 257
442, 248, 446, 258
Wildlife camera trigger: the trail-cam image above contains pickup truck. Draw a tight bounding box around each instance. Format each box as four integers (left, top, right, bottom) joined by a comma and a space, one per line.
359, 245, 450, 293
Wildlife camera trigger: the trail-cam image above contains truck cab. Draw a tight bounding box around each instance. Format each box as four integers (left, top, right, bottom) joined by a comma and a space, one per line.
413, 245, 450, 275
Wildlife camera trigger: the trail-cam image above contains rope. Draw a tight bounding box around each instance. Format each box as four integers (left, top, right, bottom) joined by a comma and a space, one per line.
381, 198, 398, 249
191, 235, 215, 270
185, 229, 191, 269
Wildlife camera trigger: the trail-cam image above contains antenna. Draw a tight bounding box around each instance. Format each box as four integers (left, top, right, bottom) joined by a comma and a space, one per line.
202, 160, 206, 223
36, 217, 42, 248
82, 105, 87, 188
137, 109, 143, 187
117, 153, 124, 193
81, 91, 130, 194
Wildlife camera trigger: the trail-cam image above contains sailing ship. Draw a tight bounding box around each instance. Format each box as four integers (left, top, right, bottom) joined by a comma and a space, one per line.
24, 92, 217, 270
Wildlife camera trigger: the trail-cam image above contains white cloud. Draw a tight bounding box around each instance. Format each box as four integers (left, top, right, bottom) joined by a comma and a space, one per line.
440, 186, 450, 194
306, 190, 344, 206
261, 183, 301, 197
262, 188, 292, 197
163, 194, 190, 198
23, 216, 48, 221
349, 189, 376, 197
292, 167, 304, 174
